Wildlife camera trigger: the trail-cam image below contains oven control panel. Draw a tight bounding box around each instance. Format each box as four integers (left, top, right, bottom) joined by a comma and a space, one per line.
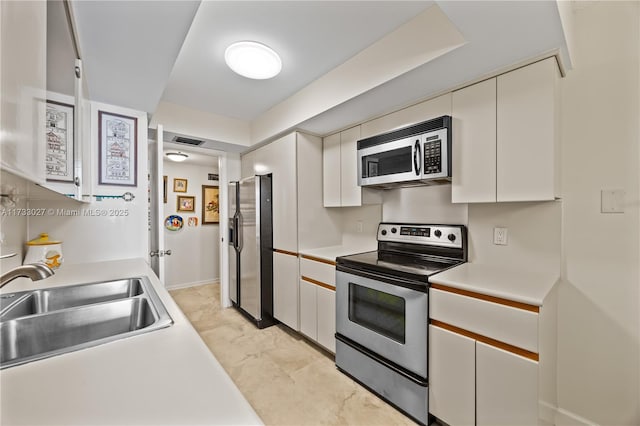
378, 223, 463, 248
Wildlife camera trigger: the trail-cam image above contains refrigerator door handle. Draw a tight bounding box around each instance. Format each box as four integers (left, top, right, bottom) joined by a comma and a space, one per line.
236, 212, 243, 252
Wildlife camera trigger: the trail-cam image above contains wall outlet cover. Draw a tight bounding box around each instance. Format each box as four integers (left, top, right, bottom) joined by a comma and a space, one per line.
601, 189, 625, 214
493, 227, 508, 245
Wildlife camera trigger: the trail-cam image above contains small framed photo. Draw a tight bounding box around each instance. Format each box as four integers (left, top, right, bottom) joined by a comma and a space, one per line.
177, 195, 195, 212
173, 178, 188, 193
187, 217, 198, 227
202, 185, 219, 224
45, 100, 75, 183
98, 110, 137, 187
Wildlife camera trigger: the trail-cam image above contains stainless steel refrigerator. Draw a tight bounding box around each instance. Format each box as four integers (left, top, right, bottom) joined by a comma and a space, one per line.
228, 175, 276, 329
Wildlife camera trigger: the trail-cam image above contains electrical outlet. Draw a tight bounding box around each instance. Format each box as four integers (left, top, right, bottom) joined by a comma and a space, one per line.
356, 220, 364, 233
493, 227, 508, 245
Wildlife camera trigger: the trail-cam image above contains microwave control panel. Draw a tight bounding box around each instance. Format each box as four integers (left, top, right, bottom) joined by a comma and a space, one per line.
423, 135, 442, 175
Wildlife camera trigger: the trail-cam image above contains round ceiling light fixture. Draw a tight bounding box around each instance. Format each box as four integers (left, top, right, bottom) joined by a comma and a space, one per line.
165, 152, 189, 162
224, 41, 282, 80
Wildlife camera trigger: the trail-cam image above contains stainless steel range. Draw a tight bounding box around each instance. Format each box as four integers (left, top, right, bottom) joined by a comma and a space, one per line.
335, 223, 467, 425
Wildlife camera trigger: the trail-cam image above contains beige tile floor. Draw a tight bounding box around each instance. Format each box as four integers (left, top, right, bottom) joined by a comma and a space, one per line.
170, 283, 417, 426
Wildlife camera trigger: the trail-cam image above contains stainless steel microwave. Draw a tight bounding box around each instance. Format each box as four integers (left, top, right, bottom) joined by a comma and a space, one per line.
357, 115, 451, 189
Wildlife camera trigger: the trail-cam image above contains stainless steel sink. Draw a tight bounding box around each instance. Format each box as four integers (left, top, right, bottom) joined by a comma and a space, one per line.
0, 278, 145, 320
0, 276, 172, 369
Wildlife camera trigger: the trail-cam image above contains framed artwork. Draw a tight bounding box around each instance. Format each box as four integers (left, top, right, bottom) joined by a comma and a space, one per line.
163, 176, 168, 203
173, 178, 188, 193
98, 110, 137, 186
45, 100, 74, 183
187, 217, 198, 227
202, 185, 219, 224
177, 195, 195, 212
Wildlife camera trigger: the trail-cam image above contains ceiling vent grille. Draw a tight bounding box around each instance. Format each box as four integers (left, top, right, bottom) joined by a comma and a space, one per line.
172, 136, 204, 146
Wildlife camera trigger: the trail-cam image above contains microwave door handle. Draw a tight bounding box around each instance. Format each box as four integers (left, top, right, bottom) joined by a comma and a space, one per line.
413, 140, 421, 176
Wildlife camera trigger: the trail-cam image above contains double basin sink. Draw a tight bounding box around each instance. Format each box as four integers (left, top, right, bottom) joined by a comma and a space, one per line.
0, 277, 173, 369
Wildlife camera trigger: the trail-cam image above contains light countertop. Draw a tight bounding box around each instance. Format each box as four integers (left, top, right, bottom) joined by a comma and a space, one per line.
0, 258, 263, 426
430, 262, 559, 306
298, 243, 376, 263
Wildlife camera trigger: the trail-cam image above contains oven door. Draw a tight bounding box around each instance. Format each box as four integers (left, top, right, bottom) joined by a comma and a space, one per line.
357, 135, 422, 187
336, 269, 428, 378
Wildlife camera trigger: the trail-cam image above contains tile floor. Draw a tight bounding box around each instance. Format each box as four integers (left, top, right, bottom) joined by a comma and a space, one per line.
170, 283, 417, 426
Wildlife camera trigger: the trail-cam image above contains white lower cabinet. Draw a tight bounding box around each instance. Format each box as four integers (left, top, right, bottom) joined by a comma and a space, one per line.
273, 251, 299, 331
299, 279, 317, 339
298, 278, 336, 353
298, 256, 336, 353
429, 325, 538, 426
316, 285, 336, 353
476, 342, 538, 426
429, 325, 475, 426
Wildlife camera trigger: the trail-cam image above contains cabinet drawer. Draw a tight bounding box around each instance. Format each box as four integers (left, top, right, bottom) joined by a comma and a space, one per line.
300, 257, 335, 287
430, 288, 538, 353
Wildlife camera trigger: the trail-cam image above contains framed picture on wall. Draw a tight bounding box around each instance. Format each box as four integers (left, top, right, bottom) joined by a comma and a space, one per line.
202, 185, 219, 224
173, 178, 188, 192
45, 100, 75, 183
177, 195, 195, 212
98, 110, 138, 186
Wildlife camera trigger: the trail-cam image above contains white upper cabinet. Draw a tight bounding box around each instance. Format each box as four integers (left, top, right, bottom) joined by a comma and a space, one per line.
322, 125, 381, 207
250, 133, 297, 252
452, 57, 560, 203
1, 1, 47, 183
451, 79, 497, 203
496, 57, 560, 202
322, 132, 341, 207
339, 126, 362, 207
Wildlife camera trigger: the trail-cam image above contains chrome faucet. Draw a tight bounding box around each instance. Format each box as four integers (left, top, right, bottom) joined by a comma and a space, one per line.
0, 263, 54, 288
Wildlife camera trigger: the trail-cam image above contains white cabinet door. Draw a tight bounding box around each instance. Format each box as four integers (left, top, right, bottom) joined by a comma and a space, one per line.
339, 126, 361, 207
429, 325, 476, 426
476, 341, 538, 426
497, 57, 559, 202
322, 132, 341, 207
299, 279, 317, 340
273, 252, 299, 330
316, 285, 336, 353
240, 149, 256, 179
0, 1, 46, 183
270, 134, 298, 252
451, 78, 497, 203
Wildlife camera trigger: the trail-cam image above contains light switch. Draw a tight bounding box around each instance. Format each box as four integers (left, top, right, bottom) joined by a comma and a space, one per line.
601, 189, 625, 214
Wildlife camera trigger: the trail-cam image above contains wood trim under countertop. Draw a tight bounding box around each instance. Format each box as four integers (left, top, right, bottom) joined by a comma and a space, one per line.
431, 319, 539, 362
274, 248, 299, 257
430, 283, 540, 313
301, 275, 336, 291
300, 254, 337, 266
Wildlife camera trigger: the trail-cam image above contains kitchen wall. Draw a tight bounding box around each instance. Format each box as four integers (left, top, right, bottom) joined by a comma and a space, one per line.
29, 101, 149, 266
0, 171, 29, 271
556, 2, 639, 425
163, 159, 220, 289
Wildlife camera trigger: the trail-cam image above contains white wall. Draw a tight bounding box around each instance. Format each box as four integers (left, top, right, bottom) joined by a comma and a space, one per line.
556, 3, 640, 425
29, 101, 149, 265
382, 185, 468, 225
163, 160, 220, 289
0, 171, 29, 271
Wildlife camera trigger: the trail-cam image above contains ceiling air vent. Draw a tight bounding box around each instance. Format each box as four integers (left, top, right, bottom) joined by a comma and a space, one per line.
172, 136, 204, 146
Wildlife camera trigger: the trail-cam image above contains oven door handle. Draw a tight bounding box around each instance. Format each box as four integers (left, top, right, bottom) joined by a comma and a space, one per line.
413, 140, 421, 176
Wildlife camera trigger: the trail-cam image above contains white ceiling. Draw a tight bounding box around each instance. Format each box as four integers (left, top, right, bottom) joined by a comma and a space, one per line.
161, 1, 433, 121
163, 143, 219, 168
71, 1, 569, 148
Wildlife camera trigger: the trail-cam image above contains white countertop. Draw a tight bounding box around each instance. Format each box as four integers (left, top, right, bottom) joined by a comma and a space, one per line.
0, 259, 263, 426
430, 263, 559, 306
299, 243, 376, 263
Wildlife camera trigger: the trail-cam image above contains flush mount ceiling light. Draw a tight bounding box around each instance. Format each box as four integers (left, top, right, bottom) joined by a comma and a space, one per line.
224, 41, 282, 80
166, 152, 188, 162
